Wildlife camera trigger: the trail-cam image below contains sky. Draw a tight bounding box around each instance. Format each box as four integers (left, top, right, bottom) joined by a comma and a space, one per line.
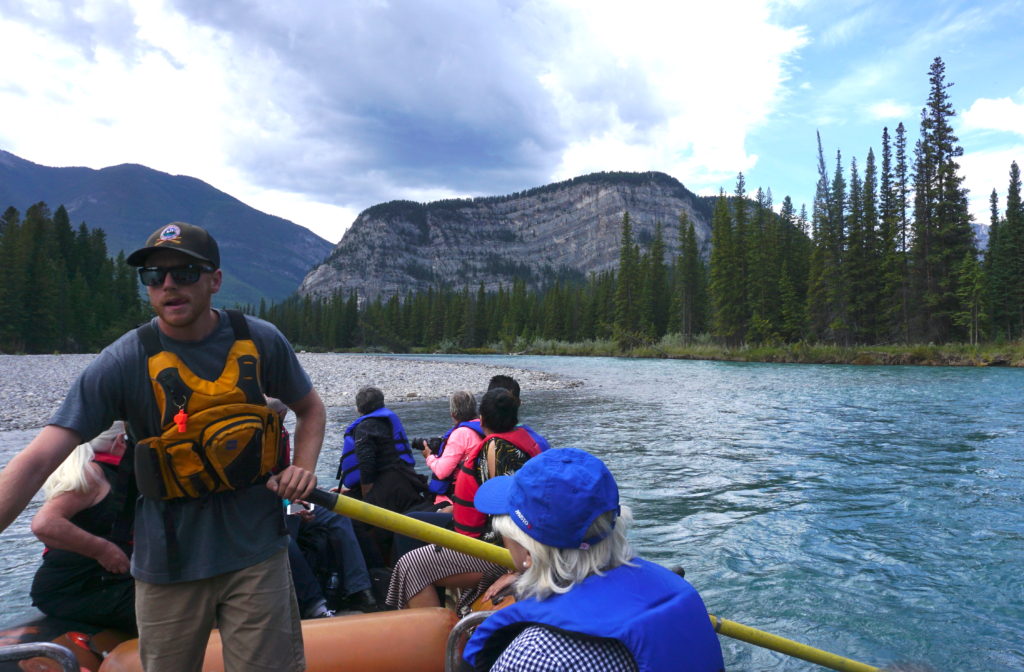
1, 0, 1022, 244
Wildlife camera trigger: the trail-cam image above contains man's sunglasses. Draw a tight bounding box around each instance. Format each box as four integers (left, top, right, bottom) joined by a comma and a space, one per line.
138, 264, 214, 287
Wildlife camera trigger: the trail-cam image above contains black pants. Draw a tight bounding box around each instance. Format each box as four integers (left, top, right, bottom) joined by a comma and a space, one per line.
31, 572, 136, 634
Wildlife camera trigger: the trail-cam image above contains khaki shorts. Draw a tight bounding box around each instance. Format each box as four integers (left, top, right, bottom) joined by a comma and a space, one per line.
136, 548, 304, 672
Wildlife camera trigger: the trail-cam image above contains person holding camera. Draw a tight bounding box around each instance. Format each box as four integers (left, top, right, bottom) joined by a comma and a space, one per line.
418, 391, 485, 508
385, 387, 542, 612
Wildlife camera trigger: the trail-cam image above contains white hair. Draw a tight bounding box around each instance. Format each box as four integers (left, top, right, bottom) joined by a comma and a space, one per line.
42, 421, 124, 500
492, 505, 636, 602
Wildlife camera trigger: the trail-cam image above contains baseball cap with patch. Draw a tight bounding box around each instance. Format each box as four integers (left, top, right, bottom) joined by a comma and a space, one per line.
126, 222, 220, 268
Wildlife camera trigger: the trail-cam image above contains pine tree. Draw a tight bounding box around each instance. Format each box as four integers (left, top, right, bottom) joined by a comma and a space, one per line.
776, 197, 809, 342
746, 188, 775, 343
878, 127, 904, 342
732, 174, 750, 335
806, 135, 832, 341
953, 251, 985, 345
846, 152, 883, 343
672, 213, 707, 342
984, 187, 1009, 338
22, 203, 61, 352
709, 192, 744, 345
909, 57, 977, 342
645, 222, 669, 338
0, 209, 26, 350
1003, 161, 1024, 338
807, 135, 849, 343
779, 260, 806, 341
614, 212, 642, 348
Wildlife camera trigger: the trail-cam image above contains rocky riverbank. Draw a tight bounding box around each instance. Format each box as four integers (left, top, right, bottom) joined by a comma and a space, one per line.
0, 353, 578, 431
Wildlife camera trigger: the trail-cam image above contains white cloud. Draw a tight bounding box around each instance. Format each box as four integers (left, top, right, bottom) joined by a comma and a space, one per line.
960, 146, 1024, 222
868, 100, 913, 120
962, 96, 1024, 136
545, 0, 807, 192
818, 6, 880, 47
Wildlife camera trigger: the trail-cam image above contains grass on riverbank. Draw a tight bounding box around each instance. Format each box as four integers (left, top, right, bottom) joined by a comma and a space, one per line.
406, 335, 1024, 367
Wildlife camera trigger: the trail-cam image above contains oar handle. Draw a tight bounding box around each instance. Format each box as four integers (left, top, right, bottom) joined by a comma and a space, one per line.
304, 489, 515, 569
304, 489, 879, 672
710, 615, 879, 672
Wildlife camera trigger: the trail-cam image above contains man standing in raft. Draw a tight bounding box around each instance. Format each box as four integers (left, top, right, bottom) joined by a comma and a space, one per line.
0, 222, 326, 672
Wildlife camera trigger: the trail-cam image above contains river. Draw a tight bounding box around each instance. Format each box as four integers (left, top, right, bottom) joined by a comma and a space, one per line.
1, 355, 1022, 670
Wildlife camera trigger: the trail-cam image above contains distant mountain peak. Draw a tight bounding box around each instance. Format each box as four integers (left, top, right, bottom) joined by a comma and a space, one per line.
300, 170, 712, 301
0, 150, 333, 305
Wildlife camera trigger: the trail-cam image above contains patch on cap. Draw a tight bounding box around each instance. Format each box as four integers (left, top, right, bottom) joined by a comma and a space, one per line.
514, 509, 532, 529
158, 224, 181, 243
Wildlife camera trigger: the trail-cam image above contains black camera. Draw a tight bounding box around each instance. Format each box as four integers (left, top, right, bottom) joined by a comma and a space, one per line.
411, 437, 443, 454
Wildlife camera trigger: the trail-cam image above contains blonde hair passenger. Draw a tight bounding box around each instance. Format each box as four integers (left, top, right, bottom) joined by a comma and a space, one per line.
42, 421, 125, 500
490, 506, 635, 602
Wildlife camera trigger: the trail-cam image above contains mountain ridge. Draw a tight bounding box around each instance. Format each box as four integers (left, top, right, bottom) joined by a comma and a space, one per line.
0, 150, 333, 306
300, 170, 714, 301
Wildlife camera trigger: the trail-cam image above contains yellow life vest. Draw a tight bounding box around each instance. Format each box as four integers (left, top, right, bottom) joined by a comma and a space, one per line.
134, 310, 282, 500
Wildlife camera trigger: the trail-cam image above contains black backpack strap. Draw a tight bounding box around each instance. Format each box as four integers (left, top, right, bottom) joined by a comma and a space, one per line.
226, 310, 264, 403
136, 321, 163, 358
107, 439, 138, 547
226, 309, 252, 340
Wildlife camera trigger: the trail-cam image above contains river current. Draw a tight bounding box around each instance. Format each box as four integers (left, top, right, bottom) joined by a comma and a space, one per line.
1, 355, 1021, 670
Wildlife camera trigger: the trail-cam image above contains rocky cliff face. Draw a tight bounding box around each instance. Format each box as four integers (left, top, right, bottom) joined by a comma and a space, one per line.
300, 171, 712, 301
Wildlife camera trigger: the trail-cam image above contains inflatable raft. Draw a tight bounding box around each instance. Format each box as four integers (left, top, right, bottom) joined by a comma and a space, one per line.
0, 491, 883, 672
99, 608, 459, 672
0, 613, 132, 672
0, 604, 495, 672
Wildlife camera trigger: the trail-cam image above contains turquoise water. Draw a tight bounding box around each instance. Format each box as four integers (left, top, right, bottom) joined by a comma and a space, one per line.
2, 356, 1021, 670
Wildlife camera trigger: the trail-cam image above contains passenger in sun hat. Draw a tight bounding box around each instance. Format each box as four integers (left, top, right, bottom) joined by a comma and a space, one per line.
464, 448, 725, 672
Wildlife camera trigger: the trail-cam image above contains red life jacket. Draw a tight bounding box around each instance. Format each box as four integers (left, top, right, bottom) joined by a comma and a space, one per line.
451, 427, 541, 538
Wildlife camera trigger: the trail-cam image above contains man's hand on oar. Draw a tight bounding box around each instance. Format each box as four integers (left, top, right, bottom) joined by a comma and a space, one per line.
268, 465, 317, 502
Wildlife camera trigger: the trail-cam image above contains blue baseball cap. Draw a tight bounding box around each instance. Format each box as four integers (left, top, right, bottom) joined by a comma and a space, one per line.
475, 448, 620, 550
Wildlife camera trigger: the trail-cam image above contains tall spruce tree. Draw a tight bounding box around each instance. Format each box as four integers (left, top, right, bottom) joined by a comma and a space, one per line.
984, 187, 1009, 338
671, 213, 707, 341
846, 151, 883, 343
987, 161, 1024, 339
645, 222, 669, 338
878, 127, 904, 341
710, 192, 744, 345
614, 212, 642, 347
909, 56, 977, 342
953, 251, 985, 345
806, 134, 833, 341
1004, 162, 1024, 338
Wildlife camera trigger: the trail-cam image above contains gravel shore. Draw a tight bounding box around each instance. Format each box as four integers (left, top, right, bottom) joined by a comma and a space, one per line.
0, 353, 578, 431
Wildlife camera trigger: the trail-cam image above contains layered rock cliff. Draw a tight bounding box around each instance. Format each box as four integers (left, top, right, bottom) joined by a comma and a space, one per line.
299, 171, 712, 301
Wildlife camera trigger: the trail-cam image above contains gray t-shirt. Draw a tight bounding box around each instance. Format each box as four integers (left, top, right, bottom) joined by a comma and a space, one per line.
49, 310, 313, 584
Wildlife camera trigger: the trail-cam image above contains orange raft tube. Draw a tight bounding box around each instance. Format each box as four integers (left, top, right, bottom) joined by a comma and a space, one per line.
98, 608, 459, 672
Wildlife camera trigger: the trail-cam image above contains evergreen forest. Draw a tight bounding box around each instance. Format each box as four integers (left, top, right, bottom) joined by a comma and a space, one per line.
0, 203, 148, 353
259, 58, 1023, 355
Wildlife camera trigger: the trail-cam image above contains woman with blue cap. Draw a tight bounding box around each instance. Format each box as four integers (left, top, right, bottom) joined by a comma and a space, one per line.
463, 448, 725, 672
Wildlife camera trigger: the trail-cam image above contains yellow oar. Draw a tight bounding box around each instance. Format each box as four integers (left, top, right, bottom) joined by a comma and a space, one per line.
306, 489, 880, 672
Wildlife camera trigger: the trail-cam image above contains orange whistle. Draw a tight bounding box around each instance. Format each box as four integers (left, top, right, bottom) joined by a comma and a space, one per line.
174, 408, 188, 433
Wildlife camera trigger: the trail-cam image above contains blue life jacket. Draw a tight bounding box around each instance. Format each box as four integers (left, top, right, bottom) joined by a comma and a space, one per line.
518, 423, 551, 452
463, 559, 724, 672
427, 420, 485, 495
337, 408, 413, 490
